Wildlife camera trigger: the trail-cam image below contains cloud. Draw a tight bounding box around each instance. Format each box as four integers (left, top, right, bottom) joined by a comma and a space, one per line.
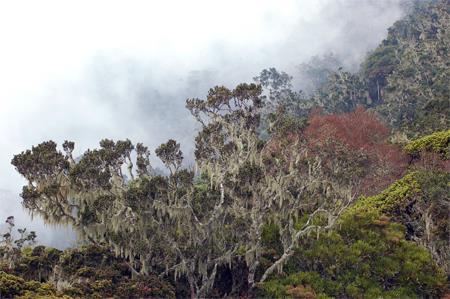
0, 189, 77, 249
0, 0, 407, 247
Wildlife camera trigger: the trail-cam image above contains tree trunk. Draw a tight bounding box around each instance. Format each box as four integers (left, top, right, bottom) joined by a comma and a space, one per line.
247, 260, 259, 288
187, 274, 197, 299
190, 284, 197, 299
376, 79, 381, 104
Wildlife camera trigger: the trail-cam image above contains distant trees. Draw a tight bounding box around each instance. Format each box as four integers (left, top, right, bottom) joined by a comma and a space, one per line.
312, 70, 371, 113
364, 0, 450, 136
296, 53, 342, 96
254, 67, 311, 126
257, 1, 450, 138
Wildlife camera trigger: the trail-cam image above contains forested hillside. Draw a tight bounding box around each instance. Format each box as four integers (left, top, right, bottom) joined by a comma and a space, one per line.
1, 1, 449, 298
309, 0, 449, 137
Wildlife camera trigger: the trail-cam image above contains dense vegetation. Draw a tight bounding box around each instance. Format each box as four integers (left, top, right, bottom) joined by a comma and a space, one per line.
2, 1, 449, 298
310, 0, 449, 137
259, 169, 448, 298
0, 244, 175, 298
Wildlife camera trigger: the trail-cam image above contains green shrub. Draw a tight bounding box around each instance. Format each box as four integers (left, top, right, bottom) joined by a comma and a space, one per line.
345, 171, 422, 217
0, 271, 26, 298
0, 271, 66, 299
260, 215, 446, 298
405, 129, 450, 159
259, 171, 448, 298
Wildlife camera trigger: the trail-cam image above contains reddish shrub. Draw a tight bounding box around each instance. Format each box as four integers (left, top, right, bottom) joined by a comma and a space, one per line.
305, 106, 390, 151
304, 107, 407, 195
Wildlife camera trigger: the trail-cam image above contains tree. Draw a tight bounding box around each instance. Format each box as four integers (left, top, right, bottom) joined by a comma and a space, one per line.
12, 138, 228, 298
0, 216, 37, 269
254, 68, 313, 120
186, 83, 355, 287
304, 107, 407, 195
296, 52, 343, 96
312, 69, 371, 113
12, 83, 355, 298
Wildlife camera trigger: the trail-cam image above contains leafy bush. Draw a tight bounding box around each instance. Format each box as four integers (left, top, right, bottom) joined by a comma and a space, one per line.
0, 271, 26, 298
13, 246, 62, 282
260, 214, 446, 298
0, 271, 66, 299
259, 172, 448, 298
1, 244, 176, 299
405, 129, 450, 159
348, 170, 450, 272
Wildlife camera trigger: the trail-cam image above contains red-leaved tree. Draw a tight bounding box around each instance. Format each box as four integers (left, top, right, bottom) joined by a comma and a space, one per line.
304, 106, 407, 195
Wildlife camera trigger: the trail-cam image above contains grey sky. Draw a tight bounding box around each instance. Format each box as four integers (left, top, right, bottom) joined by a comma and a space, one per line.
0, 0, 406, 248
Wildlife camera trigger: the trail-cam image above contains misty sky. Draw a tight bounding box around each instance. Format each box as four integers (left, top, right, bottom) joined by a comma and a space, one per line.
0, 0, 406, 247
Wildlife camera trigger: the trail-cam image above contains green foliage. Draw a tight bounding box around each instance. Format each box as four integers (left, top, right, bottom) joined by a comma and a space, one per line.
346, 171, 422, 217
261, 223, 283, 254
259, 272, 331, 298
267, 109, 308, 136
260, 211, 446, 298
0, 271, 66, 299
10, 141, 69, 184
348, 170, 449, 271
155, 139, 183, 173
363, 45, 398, 80
0, 217, 39, 271
56, 245, 175, 298
17, 282, 62, 299
0, 271, 26, 298
13, 246, 62, 282
1, 244, 176, 299
405, 129, 450, 159
259, 170, 448, 298
12, 81, 361, 297
59, 245, 128, 280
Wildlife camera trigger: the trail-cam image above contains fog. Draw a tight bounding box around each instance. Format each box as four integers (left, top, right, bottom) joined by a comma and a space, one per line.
0, 0, 407, 248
